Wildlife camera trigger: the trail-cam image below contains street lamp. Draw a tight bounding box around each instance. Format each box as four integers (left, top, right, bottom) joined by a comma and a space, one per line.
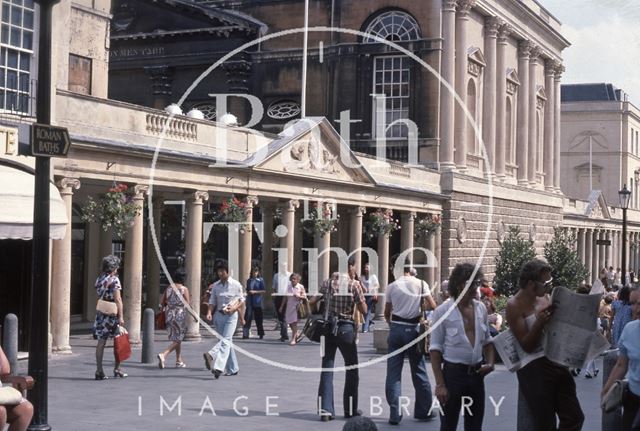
619, 184, 631, 287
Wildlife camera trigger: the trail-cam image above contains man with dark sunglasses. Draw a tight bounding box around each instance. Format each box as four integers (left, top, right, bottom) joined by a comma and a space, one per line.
506, 259, 584, 431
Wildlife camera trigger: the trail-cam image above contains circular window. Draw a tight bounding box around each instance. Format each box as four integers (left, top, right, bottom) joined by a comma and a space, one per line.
267, 101, 301, 120
189, 102, 216, 120
364, 11, 421, 44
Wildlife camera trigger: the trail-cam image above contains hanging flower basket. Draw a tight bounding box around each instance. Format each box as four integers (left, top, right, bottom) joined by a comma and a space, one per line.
365, 208, 400, 239
301, 203, 339, 237
81, 183, 141, 239
415, 213, 441, 238
212, 196, 250, 232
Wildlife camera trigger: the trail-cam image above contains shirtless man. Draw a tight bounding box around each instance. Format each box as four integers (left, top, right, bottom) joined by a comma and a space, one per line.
506, 259, 584, 431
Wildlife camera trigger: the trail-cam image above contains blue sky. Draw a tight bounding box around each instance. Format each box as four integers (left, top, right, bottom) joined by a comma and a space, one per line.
542, 0, 640, 104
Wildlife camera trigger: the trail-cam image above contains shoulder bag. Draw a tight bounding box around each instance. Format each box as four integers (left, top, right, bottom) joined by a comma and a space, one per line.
302, 283, 334, 343
601, 379, 628, 413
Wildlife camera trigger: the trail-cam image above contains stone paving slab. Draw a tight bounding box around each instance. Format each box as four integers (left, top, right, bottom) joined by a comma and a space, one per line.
19, 326, 605, 430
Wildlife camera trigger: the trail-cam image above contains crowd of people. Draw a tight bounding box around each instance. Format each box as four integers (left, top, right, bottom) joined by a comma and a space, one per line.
83, 253, 640, 430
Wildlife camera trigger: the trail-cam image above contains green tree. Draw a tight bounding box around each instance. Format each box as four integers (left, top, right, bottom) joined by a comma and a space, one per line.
494, 226, 536, 296
543, 227, 589, 290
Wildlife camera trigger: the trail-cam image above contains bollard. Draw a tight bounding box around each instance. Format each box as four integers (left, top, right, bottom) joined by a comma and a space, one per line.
2, 313, 19, 373
517, 389, 536, 431
602, 350, 622, 431
141, 308, 155, 364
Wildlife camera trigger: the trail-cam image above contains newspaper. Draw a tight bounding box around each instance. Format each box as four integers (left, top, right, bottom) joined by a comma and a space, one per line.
492, 286, 610, 372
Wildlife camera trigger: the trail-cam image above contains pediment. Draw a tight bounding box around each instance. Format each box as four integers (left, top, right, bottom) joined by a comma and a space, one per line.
111, 0, 266, 37
585, 190, 610, 219
536, 86, 547, 100
467, 47, 486, 67
244, 117, 376, 185
506, 68, 520, 86
574, 162, 602, 172
569, 131, 609, 151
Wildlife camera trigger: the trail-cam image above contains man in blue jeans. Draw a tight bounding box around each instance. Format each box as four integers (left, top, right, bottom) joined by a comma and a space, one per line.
204, 262, 245, 378
384, 267, 434, 425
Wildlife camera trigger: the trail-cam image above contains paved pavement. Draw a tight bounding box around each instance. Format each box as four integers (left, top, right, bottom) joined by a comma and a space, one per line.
18, 325, 605, 430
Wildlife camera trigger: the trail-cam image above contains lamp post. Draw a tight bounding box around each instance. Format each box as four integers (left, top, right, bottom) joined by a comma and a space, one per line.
619, 184, 631, 287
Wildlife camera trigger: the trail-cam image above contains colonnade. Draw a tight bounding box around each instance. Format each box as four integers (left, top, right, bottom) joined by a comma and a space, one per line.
49, 181, 443, 352
439, 0, 563, 190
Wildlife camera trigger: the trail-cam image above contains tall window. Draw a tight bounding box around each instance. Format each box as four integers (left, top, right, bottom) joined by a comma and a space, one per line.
0, 0, 34, 114
372, 56, 410, 138
364, 11, 420, 139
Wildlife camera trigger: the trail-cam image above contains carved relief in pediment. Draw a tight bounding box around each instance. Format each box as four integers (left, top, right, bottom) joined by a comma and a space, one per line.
286, 135, 339, 175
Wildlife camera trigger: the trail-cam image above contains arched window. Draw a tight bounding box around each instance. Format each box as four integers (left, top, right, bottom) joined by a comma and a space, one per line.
365, 11, 420, 140
363, 11, 421, 43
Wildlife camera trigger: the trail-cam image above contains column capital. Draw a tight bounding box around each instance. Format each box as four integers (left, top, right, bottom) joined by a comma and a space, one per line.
529, 45, 541, 63
244, 195, 259, 208
484, 16, 502, 37
187, 190, 209, 204
518, 40, 533, 58
284, 199, 300, 211
133, 185, 149, 199
554, 62, 565, 79
456, 0, 475, 15
497, 23, 512, 41
349, 206, 366, 216
544, 59, 557, 76
56, 177, 80, 195
443, 0, 457, 12
402, 211, 417, 220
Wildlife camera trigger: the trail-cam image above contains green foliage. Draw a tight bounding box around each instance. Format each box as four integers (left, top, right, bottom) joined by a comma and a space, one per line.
493, 226, 536, 296
81, 183, 140, 239
543, 227, 589, 291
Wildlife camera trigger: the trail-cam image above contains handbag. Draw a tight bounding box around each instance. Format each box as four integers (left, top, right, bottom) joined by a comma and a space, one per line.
114, 326, 132, 363
297, 299, 310, 320
96, 298, 117, 316
601, 379, 628, 413
155, 308, 166, 330
303, 282, 334, 343
0, 386, 22, 405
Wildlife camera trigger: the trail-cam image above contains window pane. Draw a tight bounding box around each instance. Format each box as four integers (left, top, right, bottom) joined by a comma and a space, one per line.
10, 6, 21, 26
0, 90, 5, 109
7, 50, 16, 68
19, 52, 27, 70
1, 4, 9, 23
0, 68, 5, 86
1, 25, 8, 43
18, 72, 27, 91
0, 48, 5, 66
22, 29, 31, 49
24, 0, 33, 9
11, 0, 23, 6
17, 93, 26, 112
6, 69, 16, 88
10, 26, 20, 46
23, 9, 31, 28
6, 90, 16, 109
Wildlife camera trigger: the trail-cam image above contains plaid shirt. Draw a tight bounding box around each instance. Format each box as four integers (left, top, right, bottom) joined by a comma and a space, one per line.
320, 273, 365, 320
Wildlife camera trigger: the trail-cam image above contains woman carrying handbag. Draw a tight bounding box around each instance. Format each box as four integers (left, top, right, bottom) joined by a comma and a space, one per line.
92, 255, 127, 380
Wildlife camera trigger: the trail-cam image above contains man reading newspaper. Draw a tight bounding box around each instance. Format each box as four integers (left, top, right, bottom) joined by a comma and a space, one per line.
502, 259, 589, 431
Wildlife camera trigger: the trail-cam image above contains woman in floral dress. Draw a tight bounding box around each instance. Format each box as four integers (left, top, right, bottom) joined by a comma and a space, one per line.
93, 255, 126, 380
157, 270, 190, 368
280, 273, 306, 346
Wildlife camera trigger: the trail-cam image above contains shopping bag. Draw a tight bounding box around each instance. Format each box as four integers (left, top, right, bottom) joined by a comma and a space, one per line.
155, 308, 166, 330
114, 327, 132, 362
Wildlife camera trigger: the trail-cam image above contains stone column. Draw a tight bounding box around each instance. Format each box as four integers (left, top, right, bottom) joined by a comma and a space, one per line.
585, 228, 593, 282
440, 0, 457, 170
146, 196, 163, 311
613, 230, 619, 269
185, 191, 209, 340
144, 65, 173, 110
261, 204, 274, 307
578, 228, 586, 267
591, 230, 599, 283
605, 230, 612, 269
99, 227, 112, 259
454, 0, 475, 170
426, 233, 437, 289
123, 185, 148, 345
283, 200, 299, 272
600, 231, 607, 271
239, 196, 258, 290
377, 232, 390, 316
527, 45, 540, 184
495, 23, 510, 179
544, 60, 555, 190
349, 206, 366, 271
434, 228, 443, 292
516, 41, 531, 185
483, 16, 500, 174
400, 211, 416, 267
315, 202, 332, 284
50, 177, 80, 354
553, 64, 564, 190
294, 207, 303, 272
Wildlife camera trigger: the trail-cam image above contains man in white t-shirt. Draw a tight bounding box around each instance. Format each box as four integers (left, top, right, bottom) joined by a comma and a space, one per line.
383, 268, 434, 425
361, 262, 379, 333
